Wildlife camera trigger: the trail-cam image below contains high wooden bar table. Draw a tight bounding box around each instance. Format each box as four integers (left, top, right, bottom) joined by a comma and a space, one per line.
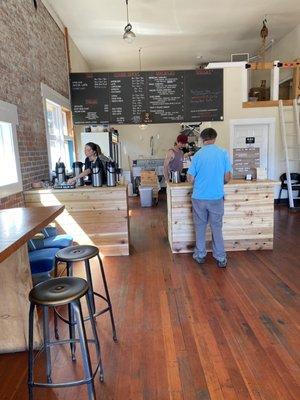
167, 180, 277, 253
24, 185, 130, 256
0, 205, 64, 353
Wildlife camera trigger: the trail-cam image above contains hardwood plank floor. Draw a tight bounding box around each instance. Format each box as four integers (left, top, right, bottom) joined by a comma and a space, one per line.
0, 198, 299, 400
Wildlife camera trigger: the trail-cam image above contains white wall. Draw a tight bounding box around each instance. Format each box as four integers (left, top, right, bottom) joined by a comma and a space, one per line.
69, 36, 90, 73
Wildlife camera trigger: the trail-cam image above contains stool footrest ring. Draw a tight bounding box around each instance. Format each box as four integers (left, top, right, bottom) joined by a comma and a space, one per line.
54, 291, 111, 324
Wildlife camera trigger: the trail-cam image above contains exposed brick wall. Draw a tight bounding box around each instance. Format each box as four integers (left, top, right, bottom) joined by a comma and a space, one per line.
0, 192, 24, 209
0, 0, 69, 208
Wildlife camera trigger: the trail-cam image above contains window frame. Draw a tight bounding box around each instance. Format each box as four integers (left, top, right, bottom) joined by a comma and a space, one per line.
41, 83, 73, 176
0, 100, 22, 199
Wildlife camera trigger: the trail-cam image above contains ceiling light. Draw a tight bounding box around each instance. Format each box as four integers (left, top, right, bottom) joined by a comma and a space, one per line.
123, 0, 135, 43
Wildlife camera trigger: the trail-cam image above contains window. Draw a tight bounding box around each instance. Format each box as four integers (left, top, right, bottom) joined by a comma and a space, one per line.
0, 100, 22, 198
41, 83, 74, 174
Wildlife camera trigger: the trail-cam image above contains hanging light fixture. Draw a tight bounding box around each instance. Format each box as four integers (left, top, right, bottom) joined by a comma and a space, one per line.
138, 48, 150, 130
123, 0, 136, 43
259, 17, 269, 63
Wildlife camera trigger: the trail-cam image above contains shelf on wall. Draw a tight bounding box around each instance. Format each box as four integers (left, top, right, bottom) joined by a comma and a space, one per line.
243, 100, 293, 108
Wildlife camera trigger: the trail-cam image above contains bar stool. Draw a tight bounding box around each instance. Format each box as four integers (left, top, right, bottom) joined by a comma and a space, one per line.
54, 245, 117, 350
28, 277, 104, 400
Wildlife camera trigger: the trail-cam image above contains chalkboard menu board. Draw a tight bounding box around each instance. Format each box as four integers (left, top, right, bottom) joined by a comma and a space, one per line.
147, 71, 184, 123
110, 72, 147, 124
70, 73, 109, 125
184, 69, 223, 122
70, 69, 223, 125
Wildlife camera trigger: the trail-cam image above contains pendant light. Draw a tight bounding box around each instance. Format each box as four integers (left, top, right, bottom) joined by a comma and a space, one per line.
123, 0, 136, 43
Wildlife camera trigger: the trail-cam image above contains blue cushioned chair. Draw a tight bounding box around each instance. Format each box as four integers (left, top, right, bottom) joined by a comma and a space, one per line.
29, 247, 60, 285
42, 234, 73, 249
28, 230, 73, 251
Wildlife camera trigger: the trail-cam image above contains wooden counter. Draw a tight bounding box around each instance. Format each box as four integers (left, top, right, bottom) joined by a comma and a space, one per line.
24, 185, 130, 256
167, 180, 277, 253
0, 206, 64, 353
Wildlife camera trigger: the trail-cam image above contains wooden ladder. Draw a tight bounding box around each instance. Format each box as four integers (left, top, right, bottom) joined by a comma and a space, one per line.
278, 99, 300, 208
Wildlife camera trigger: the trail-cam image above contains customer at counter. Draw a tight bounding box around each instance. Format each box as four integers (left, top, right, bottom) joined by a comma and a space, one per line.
68, 142, 109, 185
163, 133, 189, 182
187, 128, 232, 268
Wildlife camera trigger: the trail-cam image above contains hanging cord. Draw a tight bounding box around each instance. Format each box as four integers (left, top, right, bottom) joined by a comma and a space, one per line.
139, 48, 142, 72
126, 0, 129, 24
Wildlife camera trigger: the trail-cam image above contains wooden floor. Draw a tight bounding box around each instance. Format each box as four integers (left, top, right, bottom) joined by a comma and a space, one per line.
1, 198, 300, 400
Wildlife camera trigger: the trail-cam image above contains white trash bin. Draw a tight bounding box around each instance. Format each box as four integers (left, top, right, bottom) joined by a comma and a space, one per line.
139, 186, 153, 207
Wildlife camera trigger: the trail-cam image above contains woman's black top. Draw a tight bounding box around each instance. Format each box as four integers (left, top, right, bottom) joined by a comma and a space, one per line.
84, 156, 106, 184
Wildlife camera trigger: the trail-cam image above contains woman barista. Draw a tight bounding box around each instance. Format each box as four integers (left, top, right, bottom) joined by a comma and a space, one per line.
68, 142, 108, 185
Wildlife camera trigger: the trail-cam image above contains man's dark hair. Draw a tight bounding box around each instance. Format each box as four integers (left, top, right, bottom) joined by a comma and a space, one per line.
200, 128, 217, 141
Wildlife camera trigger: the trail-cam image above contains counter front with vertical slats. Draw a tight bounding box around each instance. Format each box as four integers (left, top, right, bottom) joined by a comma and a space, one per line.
167, 180, 277, 253
24, 185, 130, 256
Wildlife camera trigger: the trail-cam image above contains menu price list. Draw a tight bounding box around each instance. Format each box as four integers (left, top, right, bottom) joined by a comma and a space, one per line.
233, 147, 260, 179
70, 69, 224, 125
70, 73, 110, 125
147, 71, 184, 122
110, 72, 147, 124
184, 69, 223, 122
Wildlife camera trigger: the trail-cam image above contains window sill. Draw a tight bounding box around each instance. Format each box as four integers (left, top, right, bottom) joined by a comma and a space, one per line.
0, 182, 23, 199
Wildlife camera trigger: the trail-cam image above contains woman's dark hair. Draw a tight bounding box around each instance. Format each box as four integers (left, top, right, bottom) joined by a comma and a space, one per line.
85, 142, 102, 155
200, 128, 217, 141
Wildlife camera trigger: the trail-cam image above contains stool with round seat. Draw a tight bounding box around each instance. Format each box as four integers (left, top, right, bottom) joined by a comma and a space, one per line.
54, 245, 117, 349
28, 276, 103, 400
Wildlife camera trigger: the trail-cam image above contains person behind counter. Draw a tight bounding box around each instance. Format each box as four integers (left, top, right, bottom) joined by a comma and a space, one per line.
187, 128, 232, 268
68, 142, 109, 185
164, 133, 189, 182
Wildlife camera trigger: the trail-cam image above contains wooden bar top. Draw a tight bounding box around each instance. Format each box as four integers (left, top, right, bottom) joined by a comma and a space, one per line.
25, 184, 127, 194
0, 206, 64, 263
167, 179, 278, 189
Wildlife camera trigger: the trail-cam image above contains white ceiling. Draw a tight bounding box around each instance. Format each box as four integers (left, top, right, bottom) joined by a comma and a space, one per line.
46, 0, 300, 72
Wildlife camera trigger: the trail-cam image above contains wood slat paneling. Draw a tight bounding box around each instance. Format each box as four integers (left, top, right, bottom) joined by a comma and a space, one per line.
167, 181, 277, 253
24, 186, 130, 256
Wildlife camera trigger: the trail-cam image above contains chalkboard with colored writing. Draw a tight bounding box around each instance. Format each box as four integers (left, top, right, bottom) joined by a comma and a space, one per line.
70, 73, 110, 125
70, 69, 223, 125
184, 69, 223, 122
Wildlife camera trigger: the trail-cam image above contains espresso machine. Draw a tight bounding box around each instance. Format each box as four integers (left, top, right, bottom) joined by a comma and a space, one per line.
72, 161, 84, 186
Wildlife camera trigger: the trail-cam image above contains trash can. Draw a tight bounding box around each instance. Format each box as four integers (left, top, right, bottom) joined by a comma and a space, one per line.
139, 186, 153, 207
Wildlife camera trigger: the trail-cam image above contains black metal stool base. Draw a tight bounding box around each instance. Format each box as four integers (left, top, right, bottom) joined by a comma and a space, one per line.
28, 277, 104, 400
54, 246, 118, 344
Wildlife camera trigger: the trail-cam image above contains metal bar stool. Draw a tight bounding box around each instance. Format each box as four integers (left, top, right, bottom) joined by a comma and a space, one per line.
28, 277, 104, 400
54, 245, 117, 351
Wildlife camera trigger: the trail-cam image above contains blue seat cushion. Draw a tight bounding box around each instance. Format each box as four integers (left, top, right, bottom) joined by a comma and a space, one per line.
43, 234, 73, 249
29, 247, 60, 275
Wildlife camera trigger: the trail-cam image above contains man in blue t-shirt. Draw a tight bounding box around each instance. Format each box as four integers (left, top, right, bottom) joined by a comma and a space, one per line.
187, 128, 232, 268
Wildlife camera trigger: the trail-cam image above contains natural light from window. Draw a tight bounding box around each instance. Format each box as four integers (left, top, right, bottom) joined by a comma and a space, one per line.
46, 100, 74, 172
0, 121, 18, 187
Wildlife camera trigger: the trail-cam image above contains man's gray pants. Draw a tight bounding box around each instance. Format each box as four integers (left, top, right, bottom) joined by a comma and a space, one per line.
191, 198, 226, 262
